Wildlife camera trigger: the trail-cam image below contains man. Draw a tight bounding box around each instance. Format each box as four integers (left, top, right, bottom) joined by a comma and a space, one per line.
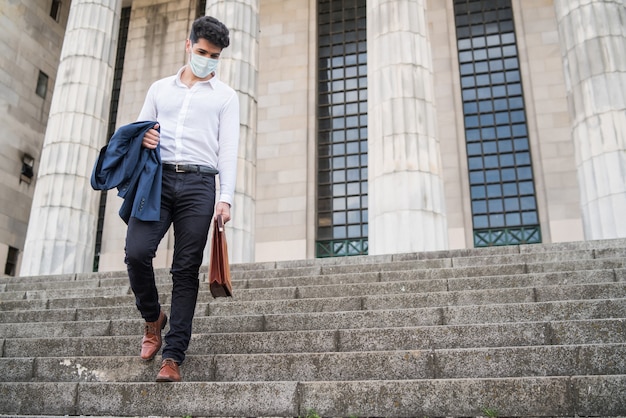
125, 16, 239, 382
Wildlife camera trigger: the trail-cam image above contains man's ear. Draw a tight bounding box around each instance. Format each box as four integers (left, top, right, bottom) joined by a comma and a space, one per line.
185, 39, 191, 53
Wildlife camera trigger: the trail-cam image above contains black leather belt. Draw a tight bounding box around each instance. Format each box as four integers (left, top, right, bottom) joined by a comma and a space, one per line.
163, 163, 218, 174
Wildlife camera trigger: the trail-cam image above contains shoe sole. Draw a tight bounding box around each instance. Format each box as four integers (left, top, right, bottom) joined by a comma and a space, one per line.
156, 376, 180, 382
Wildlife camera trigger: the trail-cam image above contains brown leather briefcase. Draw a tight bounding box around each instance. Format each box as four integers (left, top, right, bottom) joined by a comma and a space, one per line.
209, 215, 233, 298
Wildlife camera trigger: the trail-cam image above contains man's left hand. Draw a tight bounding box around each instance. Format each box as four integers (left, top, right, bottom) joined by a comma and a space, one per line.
215, 201, 231, 223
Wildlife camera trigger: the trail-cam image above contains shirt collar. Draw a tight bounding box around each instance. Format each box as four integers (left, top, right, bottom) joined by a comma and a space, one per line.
175, 66, 218, 88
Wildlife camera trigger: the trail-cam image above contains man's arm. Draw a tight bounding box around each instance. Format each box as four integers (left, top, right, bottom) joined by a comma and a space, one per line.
138, 83, 160, 149
216, 90, 240, 222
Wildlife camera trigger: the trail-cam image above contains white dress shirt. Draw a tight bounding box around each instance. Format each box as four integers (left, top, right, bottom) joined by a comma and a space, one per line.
137, 67, 240, 205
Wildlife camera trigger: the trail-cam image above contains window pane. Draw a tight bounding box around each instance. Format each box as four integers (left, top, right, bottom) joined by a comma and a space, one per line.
474, 215, 489, 228
520, 197, 536, 210
504, 197, 519, 211
499, 140, 513, 153
470, 171, 485, 184
464, 102, 478, 114
36, 71, 48, 99
488, 198, 503, 212
482, 127, 496, 140
522, 211, 538, 225
471, 186, 486, 199
487, 184, 502, 197
483, 141, 497, 154
501, 168, 516, 181
485, 169, 500, 183
490, 214, 505, 227
467, 143, 482, 156
473, 201, 487, 214
505, 212, 521, 226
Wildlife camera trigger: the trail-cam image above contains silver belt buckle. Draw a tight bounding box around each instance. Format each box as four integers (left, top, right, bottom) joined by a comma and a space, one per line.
175, 164, 184, 173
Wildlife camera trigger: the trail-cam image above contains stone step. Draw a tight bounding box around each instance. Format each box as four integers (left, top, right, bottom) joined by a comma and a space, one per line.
0, 274, 626, 315
2, 266, 622, 303
2, 258, 625, 308
0, 285, 131, 302
2, 318, 624, 358
451, 247, 626, 267
2, 238, 625, 417
209, 282, 626, 316
516, 238, 626, 252
231, 257, 626, 280
1, 343, 624, 383
0, 269, 626, 309
1, 375, 624, 417
0, 282, 616, 317
2, 236, 624, 282
1, 298, 624, 338
242, 266, 626, 290
3, 279, 104, 292
2, 243, 625, 288
232, 238, 626, 269
99, 268, 626, 300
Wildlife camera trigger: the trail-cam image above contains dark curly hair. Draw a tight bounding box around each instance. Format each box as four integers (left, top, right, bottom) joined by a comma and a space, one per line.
189, 16, 230, 49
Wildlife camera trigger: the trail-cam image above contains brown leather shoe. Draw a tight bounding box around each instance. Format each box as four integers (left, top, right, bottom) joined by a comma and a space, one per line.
156, 358, 181, 382
140, 311, 167, 361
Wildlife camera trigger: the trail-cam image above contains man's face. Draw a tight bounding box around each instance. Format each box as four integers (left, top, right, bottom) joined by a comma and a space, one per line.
186, 37, 222, 60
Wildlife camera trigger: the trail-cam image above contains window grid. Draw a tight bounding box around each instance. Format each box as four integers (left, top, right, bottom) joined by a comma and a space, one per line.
316, 0, 368, 257
454, 0, 541, 247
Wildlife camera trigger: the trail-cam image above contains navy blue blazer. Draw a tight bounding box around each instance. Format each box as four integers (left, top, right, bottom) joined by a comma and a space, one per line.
91, 121, 162, 224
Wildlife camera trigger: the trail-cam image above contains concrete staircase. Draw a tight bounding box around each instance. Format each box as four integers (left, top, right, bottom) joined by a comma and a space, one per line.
1, 239, 625, 417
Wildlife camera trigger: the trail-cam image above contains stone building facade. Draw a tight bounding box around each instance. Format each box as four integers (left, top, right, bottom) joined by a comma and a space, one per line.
1, 0, 624, 276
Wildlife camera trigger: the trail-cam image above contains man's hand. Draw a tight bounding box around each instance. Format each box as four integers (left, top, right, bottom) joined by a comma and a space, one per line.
215, 201, 231, 223
142, 123, 160, 149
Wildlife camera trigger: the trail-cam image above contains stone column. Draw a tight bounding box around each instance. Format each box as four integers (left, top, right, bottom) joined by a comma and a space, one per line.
206, 0, 259, 263
20, 0, 121, 275
554, 0, 626, 239
367, 0, 448, 254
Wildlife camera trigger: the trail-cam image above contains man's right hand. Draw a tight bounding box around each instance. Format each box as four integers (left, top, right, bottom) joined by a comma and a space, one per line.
142, 123, 160, 149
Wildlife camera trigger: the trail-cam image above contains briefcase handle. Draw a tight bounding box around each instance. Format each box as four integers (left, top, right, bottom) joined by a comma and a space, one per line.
216, 214, 225, 232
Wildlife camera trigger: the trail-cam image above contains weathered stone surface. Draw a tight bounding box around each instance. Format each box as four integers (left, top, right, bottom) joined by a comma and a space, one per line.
1, 240, 626, 416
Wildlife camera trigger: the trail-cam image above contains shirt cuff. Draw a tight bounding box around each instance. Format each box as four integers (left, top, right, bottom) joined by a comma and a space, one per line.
218, 194, 233, 206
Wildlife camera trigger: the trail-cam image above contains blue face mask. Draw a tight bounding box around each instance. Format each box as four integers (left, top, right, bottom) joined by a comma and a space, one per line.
189, 52, 218, 78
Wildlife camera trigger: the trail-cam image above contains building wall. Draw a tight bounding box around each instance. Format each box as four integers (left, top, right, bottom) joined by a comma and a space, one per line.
252, 0, 584, 260
430, 0, 583, 250
429, 0, 469, 249
255, 0, 317, 262
511, 0, 583, 242
0, 0, 70, 272
4, 0, 593, 275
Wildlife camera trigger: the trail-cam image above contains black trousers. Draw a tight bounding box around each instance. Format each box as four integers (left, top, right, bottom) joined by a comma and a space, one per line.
125, 169, 216, 364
